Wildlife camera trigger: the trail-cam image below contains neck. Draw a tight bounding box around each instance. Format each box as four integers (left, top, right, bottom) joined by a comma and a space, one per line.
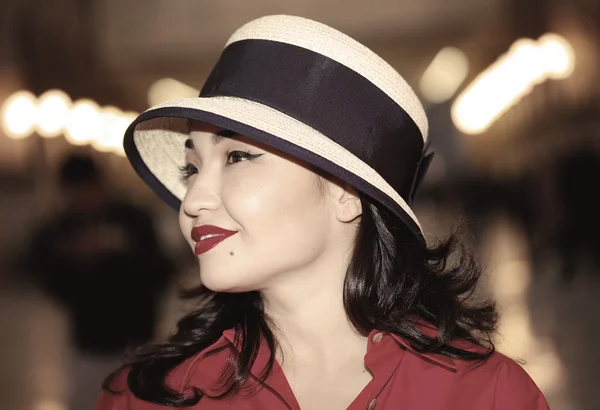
260, 244, 368, 371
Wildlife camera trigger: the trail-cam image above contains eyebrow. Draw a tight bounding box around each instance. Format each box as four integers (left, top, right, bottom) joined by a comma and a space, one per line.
184, 129, 239, 149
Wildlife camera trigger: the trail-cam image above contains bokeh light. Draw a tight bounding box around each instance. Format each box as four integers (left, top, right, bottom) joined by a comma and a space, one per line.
452, 33, 576, 135
1, 90, 38, 139
91, 106, 125, 153
35, 90, 72, 138
538, 33, 576, 79
419, 47, 470, 104
64, 99, 102, 146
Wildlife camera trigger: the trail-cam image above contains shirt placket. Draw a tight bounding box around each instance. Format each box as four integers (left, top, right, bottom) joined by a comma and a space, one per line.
347, 331, 405, 410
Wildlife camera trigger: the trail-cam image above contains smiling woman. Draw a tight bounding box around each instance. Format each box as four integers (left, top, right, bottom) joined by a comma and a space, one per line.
96, 15, 550, 410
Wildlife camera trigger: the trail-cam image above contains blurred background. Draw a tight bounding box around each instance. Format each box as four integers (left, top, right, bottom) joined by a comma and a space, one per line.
0, 0, 599, 409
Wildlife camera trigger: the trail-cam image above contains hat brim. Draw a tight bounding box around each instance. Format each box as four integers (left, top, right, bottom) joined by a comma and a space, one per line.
125, 96, 424, 243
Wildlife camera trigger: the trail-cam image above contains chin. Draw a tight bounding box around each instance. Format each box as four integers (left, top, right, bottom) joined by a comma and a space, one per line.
199, 271, 259, 294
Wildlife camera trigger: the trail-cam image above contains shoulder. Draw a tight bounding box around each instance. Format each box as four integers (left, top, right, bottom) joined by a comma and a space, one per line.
95, 341, 233, 409
458, 349, 531, 382
391, 324, 550, 408
398, 332, 550, 410
95, 363, 195, 410
94, 368, 144, 410
175, 341, 234, 393
454, 350, 550, 409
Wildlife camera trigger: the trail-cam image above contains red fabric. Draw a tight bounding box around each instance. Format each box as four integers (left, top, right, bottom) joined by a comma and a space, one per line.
96, 328, 550, 410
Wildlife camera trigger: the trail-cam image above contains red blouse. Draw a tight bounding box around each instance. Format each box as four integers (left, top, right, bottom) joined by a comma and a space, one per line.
96, 328, 550, 410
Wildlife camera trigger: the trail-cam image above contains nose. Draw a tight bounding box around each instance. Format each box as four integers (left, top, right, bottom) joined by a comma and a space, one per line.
181, 173, 222, 216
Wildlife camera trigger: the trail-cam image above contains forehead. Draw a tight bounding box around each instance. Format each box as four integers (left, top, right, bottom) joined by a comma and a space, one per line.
189, 120, 220, 134
186, 121, 240, 148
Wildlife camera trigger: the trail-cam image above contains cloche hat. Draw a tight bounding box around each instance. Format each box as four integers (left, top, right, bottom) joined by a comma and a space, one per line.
123, 15, 434, 244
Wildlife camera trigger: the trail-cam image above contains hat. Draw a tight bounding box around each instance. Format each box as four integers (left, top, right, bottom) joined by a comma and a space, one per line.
124, 15, 433, 244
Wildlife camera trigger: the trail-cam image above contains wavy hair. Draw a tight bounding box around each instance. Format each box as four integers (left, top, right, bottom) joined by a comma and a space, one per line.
103, 195, 498, 406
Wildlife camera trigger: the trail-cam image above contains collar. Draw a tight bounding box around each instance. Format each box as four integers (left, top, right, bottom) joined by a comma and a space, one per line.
377, 328, 458, 372
381, 318, 492, 372
222, 325, 461, 373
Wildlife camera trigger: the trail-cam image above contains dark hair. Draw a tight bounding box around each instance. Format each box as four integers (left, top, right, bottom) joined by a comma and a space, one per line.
104, 195, 498, 407
58, 153, 100, 187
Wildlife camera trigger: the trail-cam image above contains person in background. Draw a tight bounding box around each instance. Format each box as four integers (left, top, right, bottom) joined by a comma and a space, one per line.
27, 153, 173, 410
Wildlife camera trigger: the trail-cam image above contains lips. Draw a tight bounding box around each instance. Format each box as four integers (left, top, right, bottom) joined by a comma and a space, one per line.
191, 225, 238, 255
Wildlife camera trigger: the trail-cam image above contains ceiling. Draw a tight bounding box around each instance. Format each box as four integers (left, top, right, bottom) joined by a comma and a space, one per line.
97, 0, 502, 73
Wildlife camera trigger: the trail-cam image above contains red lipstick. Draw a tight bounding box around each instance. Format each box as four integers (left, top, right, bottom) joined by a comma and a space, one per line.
191, 225, 238, 255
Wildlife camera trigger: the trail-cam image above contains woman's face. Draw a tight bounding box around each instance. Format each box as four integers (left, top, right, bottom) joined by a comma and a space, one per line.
179, 122, 353, 293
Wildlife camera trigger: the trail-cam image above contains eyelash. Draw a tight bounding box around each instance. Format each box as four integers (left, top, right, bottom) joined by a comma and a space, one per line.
178, 150, 262, 180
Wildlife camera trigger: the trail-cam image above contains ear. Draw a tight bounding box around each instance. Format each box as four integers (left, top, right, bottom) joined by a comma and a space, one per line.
330, 183, 362, 223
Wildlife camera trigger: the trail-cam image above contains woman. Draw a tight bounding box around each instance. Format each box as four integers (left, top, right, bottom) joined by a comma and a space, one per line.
96, 15, 550, 410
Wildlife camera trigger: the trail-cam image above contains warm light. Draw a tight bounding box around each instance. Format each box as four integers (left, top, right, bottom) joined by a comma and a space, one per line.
36, 89, 71, 138
451, 58, 508, 134
491, 260, 531, 298
35, 400, 67, 410
0, 87, 138, 155
92, 106, 124, 152
508, 39, 547, 88
147, 78, 198, 106
452, 33, 576, 134
111, 111, 137, 156
90, 107, 137, 156
122, 111, 138, 127
419, 47, 469, 104
523, 341, 566, 393
496, 305, 565, 393
91, 107, 139, 156
64, 99, 102, 145
496, 304, 535, 358
538, 33, 575, 79
114, 146, 127, 157
1, 90, 37, 139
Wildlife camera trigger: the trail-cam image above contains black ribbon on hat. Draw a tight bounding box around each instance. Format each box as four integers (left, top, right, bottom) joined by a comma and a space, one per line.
407, 143, 434, 205
201, 39, 430, 206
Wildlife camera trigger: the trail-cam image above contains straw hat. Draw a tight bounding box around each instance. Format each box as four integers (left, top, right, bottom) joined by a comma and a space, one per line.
124, 15, 433, 244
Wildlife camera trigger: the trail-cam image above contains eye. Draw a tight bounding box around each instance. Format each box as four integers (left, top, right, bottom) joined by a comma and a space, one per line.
226, 150, 263, 165
178, 163, 198, 180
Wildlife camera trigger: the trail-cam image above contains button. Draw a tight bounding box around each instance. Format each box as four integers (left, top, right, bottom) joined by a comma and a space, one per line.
367, 399, 377, 410
372, 332, 383, 343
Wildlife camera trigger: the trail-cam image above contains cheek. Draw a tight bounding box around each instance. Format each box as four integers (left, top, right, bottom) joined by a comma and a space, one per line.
222, 177, 281, 228
223, 168, 326, 240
